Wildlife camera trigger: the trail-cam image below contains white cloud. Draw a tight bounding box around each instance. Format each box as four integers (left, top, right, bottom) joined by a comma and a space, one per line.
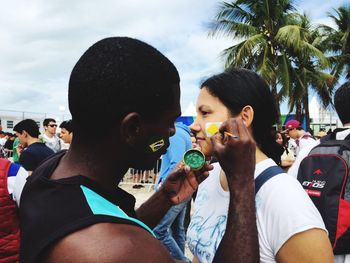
0, 0, 230, 117
0, 0, 344, 118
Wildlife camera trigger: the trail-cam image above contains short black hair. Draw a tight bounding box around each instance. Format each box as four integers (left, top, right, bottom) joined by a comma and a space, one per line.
43, 118, 56, 127
201, 69, 282, 164
13, 119, 40, 138
334, 81, 350, 124
59, 120, 73, 133
69, 37, 180, 133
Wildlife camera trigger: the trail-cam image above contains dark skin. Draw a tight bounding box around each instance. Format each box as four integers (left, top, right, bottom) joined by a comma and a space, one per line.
211, 118, 259, 263
44, 100, 258, 262
45, 93, 213, 262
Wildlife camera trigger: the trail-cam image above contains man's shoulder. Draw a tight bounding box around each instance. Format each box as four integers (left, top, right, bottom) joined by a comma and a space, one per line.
44, 223, 173, 263
27, 142, 53, 153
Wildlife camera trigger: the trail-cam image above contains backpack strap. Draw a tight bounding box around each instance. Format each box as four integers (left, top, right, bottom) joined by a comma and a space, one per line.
255, 166, 284, 194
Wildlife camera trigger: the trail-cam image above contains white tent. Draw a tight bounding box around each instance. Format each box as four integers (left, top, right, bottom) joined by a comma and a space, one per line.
182, 101, 197, 117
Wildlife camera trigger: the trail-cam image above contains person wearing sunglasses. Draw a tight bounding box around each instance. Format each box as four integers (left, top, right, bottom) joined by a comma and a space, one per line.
42, 118, 61, 153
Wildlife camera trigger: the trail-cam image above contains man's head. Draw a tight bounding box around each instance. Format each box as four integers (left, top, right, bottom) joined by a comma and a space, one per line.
68, 37, 181, 168
43, 118, 57, 136
59, 120, 73, 144
284, 119, 301, 139
13, 119, 40, 147
334, 80, 350, 126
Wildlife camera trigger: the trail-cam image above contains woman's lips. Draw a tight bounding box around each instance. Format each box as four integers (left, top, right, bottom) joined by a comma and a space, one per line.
196, 137, 205, 142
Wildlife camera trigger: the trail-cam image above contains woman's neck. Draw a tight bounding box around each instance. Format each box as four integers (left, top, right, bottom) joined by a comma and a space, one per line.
256, 147, 268, 164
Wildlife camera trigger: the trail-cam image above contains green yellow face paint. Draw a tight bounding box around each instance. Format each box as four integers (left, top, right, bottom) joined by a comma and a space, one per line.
149, 139, 165, 152
183, 149, 205, 170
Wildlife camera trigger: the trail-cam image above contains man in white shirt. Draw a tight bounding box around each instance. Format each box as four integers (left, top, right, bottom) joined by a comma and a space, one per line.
289, 80, 350, 263
41, 118, 61, 153
284, 119, 316, 157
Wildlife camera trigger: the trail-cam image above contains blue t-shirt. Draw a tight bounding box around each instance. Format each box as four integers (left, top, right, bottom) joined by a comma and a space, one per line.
156, 122, 192, 189
19, 142, 54, 171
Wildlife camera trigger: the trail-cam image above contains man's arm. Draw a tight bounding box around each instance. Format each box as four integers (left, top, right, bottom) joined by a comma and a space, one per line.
211, 118, 259, 263
44, 223, 179, 263
136, 162, 213, 228
136, 133, 188, 227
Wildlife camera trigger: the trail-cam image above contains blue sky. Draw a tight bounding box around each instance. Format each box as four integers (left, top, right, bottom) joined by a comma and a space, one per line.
0, 0, 347, 119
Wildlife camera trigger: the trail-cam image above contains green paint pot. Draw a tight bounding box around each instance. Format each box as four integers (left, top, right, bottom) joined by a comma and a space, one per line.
183, 149, 205, 170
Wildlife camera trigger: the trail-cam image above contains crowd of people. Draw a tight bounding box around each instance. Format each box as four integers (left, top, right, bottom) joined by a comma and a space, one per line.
0, 36, 349, 263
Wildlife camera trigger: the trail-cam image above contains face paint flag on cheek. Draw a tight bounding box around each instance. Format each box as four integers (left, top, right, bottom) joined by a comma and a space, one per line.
205, 122, 222, 138
147, 136, 169, 154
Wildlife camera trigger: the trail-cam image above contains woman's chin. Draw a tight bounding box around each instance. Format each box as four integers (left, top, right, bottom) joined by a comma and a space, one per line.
202, 149, 213, 160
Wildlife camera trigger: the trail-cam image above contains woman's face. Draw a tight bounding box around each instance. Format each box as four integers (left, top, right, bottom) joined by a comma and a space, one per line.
275, 132, 283, 146
190, 87, 231, 158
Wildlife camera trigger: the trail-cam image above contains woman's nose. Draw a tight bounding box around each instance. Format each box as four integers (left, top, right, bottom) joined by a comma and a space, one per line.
190, 122, 201, 132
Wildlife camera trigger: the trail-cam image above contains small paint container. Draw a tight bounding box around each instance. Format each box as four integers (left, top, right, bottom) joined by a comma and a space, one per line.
183, 149, 206, 170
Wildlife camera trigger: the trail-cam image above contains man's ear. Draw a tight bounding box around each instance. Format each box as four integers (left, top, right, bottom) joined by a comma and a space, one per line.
239, 105, 254, 128
120, 112, 142, 146
22, 130, 28, 138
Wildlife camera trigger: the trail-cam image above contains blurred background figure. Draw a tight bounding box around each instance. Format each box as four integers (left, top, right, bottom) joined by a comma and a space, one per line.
59, 120, 73, 149
42, 118, 61, 153
13, 119, 54, 175
284, 119, 316, 157
315, 129, 327, 139
274, 130, 295, 170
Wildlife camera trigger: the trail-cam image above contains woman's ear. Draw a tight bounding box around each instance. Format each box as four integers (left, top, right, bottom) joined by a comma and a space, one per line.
240, 105, 254, 128
120, 112, 141, 146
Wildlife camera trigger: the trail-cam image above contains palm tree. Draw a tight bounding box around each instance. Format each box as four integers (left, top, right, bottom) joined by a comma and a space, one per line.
209, 0, 333, 128
209, 0, 297, 126
276, 14, 335, 128
320, 5, 350, 79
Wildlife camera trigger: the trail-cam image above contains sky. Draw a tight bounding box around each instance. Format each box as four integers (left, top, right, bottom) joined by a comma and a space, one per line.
0, 0, 347, 119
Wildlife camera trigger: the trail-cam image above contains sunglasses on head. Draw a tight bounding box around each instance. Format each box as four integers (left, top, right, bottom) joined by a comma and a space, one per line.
49, 124, 57, 127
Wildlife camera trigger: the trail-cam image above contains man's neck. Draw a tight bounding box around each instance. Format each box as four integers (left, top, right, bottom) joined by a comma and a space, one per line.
343, 123, 350, 127
51, 143, 129, 191
297, 130, 306, 139
27, 137, 41, 146
45, 131, 55, 138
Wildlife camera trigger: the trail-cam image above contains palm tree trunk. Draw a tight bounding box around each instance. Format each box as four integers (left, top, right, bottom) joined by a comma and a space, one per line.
303, 89, 310, 131
271, 81, 282, 129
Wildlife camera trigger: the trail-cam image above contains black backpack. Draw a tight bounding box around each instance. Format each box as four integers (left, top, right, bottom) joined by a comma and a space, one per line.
297, 129, 350, 254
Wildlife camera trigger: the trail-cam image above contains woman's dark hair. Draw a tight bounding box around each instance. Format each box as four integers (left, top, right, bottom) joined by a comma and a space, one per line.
272, 130, 288, 148
201, 68, 282, 163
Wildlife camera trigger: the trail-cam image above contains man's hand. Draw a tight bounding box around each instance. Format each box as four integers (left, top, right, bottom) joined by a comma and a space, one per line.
211, 117, 256, 189
16, 144, 24, 156
137, 160, 213, 228
210, 117, 259, 263
160, 161, 213, 205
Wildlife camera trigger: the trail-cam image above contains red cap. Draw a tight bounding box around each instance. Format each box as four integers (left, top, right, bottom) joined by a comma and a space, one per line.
284, 120, 300, 131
